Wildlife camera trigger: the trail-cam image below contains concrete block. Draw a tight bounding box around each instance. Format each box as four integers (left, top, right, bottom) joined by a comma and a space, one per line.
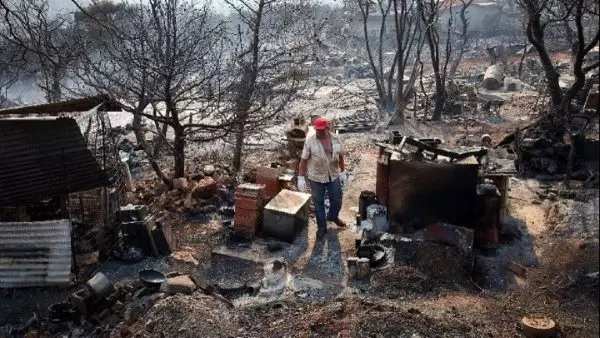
160, 275, 196, 295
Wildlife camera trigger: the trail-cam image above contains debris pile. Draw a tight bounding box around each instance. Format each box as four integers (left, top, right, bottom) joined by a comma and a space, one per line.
130, 164, 235, 214
516, 136, 573, 174
497, 114, 599, 178
9, 269, 242, 337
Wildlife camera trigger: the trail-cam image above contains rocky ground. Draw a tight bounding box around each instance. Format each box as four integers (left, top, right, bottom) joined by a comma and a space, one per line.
117, 132, 597, 338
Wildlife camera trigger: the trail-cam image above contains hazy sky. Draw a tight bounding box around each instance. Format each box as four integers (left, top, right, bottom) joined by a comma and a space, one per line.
49, 0, 341, 14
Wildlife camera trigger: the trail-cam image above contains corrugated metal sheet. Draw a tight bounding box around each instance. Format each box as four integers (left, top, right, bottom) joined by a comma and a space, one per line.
0, 95, 122, 116
0, 219, 72, 288
0, 117, 108, 206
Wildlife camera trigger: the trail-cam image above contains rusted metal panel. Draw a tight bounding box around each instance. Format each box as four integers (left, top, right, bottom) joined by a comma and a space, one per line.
485, 174, 509, 226
375, 152, 390, 205
0, 219, 72, 288
387, 159, 480, 232
0, 118, 107, 206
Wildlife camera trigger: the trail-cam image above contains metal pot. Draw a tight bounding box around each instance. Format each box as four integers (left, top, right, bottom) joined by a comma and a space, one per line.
139, 269, 166, 288
356, 245, 387, 268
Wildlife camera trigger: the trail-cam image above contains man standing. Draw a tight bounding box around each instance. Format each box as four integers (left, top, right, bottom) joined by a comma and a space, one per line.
297, 117, 348, 239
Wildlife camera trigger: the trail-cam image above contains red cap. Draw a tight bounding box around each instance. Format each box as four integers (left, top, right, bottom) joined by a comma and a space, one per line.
313, 117, 329, 131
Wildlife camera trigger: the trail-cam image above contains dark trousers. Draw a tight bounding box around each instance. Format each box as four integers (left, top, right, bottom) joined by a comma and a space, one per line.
308, 178, 343, 229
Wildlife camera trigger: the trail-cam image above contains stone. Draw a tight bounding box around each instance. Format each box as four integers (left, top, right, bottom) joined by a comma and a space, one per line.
145, 320, 156, 333
423, 223, 474, 252
530, 157, 542, 169
153, 183, 169, 196
190, 173, 204, 181
203, 164, 216, 176
160, 275, 196, 295
183, 193, 194, 210
124, 302, 144, 323
191, 177, 218, 199
171, 251, 199, 265
172, 178, 188, 190
217, 174, 235, 187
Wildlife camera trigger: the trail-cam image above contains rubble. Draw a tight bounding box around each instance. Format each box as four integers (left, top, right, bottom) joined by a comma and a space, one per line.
0, 12, 599, 338
171, 251, 200, 266
160, 275, 196, 295
130, 167, 232, 216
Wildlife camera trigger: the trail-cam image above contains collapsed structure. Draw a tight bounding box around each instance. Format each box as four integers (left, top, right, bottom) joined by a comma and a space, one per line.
0, 97, 126, 288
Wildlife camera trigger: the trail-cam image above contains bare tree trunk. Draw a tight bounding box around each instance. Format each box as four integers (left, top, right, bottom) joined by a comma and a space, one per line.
173, 124, 185, 179
420, 0, 449, 121
152, 123, 169, 159
432, 84, 446, 120
525, 15, 563, 108
449, 0, 473, 78
517, 38, 528, 79
232, 116, 246, 174
132, 112, 172, 186
50, 70, 62, 103
229, 0, 266, 175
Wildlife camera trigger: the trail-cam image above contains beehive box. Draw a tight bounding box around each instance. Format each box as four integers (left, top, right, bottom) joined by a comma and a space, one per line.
234, 183, 265, 234
256, 166, 285, 201
263, 189, 311, 242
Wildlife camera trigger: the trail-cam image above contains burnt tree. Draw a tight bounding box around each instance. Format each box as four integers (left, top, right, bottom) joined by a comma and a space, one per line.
0, 0, 79, 103
418, 0, 453, 121
357, 0, 426, 124
226, 0, 322, 174
73, 0, 233, 184
449, 0, 474, 78
517, 0, 599, 114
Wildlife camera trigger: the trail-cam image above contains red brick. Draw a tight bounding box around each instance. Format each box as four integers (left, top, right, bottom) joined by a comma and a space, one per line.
191, 177, 217, 199
235, 196, 263, 211
256, 176, 281, 201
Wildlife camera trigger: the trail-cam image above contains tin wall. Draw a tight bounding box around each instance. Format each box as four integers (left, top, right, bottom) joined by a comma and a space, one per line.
387, 160, 480, 232
0, 219, 72, 288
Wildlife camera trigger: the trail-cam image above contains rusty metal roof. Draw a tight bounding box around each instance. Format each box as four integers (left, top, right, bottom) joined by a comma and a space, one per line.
0, 219, 72, 288
0, 117, 108, 206
0, 95, 122, 116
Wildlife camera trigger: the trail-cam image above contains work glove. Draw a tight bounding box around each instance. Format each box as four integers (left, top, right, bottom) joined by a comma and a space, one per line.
339, 172, 348, 187
297, 176, 307, 191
